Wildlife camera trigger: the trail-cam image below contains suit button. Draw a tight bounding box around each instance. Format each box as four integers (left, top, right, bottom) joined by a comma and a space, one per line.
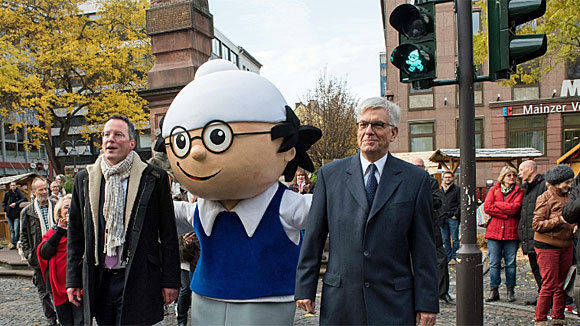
364, 282, 370, 288
363, 250, 369, 257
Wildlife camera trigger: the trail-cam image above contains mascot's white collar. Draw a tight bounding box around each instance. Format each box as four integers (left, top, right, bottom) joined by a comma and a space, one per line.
197, 182, 279, 237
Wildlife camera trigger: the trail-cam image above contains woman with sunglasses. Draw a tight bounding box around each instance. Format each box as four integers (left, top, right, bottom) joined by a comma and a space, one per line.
484, 166, 524, 303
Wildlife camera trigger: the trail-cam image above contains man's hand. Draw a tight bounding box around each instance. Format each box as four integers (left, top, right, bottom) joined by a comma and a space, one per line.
9, 203, 16, 208
296, 299, 315, 314
183, 232, 195, 246
162, 288, 178, 304
416, 312, 437, 326
67, 288, 83, 307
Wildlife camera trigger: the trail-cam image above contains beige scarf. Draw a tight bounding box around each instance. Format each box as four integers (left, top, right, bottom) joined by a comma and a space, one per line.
100, 151, 134, 256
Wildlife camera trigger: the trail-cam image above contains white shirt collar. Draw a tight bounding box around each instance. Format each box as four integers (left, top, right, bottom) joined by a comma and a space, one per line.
197, 182, 279, 237
360, 152, 388, 178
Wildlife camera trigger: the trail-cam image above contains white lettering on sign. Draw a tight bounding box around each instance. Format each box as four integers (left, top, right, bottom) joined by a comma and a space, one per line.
521, 103, 578, 115
561, 79, 580, 97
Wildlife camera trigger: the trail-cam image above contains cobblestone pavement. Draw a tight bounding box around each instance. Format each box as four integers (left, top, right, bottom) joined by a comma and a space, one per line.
1, 251, 579, 325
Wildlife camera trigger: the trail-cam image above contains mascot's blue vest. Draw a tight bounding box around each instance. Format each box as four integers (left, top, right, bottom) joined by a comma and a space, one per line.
190, 183, 302, 299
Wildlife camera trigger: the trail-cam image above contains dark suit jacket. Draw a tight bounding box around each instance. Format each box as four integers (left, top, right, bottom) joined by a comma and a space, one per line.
295, 153, 439, 325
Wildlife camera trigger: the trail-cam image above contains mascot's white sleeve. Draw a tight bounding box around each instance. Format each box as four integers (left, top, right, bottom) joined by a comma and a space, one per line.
173, 201, 196, 236
279, 190, 313, 244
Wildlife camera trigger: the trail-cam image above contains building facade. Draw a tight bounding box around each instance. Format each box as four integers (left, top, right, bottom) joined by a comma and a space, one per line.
211, 28, 262, 73
381, 0, 580, 186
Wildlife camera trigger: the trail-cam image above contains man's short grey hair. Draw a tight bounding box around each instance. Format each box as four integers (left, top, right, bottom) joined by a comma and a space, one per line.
357, 97, 401, 127
519, 160, 537, 171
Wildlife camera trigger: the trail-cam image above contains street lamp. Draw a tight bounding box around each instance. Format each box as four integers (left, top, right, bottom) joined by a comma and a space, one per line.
57, 139, 87, 173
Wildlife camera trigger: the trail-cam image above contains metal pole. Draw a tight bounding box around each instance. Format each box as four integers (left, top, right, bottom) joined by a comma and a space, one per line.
455, 0, 483, 325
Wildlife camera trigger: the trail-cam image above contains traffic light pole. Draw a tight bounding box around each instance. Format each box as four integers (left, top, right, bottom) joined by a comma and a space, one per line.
455, 0, 483, 325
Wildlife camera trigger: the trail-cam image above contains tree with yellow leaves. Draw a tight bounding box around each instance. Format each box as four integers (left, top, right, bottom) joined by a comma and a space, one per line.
474, 0, 579, 85
0, 0, 152, 174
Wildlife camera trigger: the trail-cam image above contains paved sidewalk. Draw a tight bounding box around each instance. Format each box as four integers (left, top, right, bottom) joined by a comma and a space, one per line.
0, 245, 32, 277
2, 243, 578, 325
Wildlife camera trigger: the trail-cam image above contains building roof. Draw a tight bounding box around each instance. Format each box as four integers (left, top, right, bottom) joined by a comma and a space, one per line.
392, 151, 438, 174
429, 148, 543, 172
557, 142, 580, 164
0, 172, 41, 187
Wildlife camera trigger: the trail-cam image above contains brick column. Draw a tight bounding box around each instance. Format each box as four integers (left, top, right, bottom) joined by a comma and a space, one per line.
141, 0, 213, 138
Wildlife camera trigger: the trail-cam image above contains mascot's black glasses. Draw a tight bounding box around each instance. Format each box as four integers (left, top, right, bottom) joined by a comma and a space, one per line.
167, 120, 272, 157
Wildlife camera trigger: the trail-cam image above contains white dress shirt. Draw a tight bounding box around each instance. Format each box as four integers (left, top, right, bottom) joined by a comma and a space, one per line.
360, 152, 388, 185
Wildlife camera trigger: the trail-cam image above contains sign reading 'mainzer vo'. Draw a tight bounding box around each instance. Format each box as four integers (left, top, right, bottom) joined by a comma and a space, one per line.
501, 79, 580, 117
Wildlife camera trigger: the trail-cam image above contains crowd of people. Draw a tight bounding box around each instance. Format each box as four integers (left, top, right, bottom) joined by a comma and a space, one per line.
0, 59, 579, 326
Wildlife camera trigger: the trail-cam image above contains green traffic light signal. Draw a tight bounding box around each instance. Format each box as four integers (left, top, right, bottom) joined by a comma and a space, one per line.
389, 2, 436, 87
488, 0, 547, 79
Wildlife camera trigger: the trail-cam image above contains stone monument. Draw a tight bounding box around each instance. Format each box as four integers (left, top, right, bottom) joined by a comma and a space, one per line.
141, 0, 213, 137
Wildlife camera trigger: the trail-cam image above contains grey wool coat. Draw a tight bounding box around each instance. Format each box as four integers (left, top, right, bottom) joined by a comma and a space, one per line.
66, 155, 180, 325
295, 153, 439, 325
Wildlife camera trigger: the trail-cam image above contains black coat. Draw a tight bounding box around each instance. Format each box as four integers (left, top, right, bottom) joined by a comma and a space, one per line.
429, 175, 444, 247
519, 174, 547, 254
441, 183, 461, 221
295, 154, 438, 325
66, 158, 180, 325
563, 173, 580, 306
3, 188, 26, 219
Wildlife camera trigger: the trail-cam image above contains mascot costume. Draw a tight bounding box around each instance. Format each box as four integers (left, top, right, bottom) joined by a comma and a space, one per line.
157, 59, 321, 324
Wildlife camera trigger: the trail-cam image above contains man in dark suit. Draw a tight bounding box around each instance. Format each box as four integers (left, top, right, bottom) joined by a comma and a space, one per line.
295, 97, 439, 325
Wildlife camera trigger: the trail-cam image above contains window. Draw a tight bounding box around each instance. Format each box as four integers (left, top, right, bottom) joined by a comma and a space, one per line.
507, 115, 546, 154
409, 121, 435, 151
221, 44, 230, 60
211, 39, 221, 57
566, 57, 580, 80
408, 86, 434, 110
456, 117, 484, 148
512, 62, 540, 100
139, 131, 152, 149
563, 114, 580, 154
232, 52, 239, 67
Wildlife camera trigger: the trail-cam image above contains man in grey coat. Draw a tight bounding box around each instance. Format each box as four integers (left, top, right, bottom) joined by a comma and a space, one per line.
295, 97, 439, 325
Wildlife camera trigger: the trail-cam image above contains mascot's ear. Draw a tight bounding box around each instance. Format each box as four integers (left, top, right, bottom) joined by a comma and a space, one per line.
154, 137, 166, 153
274, 106, 322, 182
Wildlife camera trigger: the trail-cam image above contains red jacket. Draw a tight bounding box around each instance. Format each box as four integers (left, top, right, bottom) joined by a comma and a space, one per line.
484, 182, 524, 241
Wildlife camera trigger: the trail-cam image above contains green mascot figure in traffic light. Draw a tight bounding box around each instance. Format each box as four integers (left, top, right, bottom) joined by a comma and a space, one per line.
158, 59, 321, 325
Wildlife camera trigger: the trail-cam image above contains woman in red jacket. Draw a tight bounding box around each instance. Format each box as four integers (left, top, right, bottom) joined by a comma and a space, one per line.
484, 166, 524, 303
37, 195, 83, 325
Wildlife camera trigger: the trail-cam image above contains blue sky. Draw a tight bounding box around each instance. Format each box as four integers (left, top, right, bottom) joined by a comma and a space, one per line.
209, 0, 385, 106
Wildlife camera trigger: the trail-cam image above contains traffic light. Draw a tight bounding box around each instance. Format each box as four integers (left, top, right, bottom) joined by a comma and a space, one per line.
488, 0, 547, 79
389, 2, 436, 88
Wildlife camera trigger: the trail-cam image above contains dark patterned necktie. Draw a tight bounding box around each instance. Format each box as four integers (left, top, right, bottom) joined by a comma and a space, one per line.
366, 163, 378, 207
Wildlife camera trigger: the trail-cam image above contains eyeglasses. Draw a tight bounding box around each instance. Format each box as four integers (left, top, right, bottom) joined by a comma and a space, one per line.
166, 120, 271, 158
505, 174, 516, 178
356, 120, 394, 131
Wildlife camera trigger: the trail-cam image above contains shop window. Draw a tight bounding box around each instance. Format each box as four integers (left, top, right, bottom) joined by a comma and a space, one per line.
409, 121, 435, 151
507, 115, 546, 155
456, 117, 484, 148
408, 86, 434, 110
562, 113, 580, 154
